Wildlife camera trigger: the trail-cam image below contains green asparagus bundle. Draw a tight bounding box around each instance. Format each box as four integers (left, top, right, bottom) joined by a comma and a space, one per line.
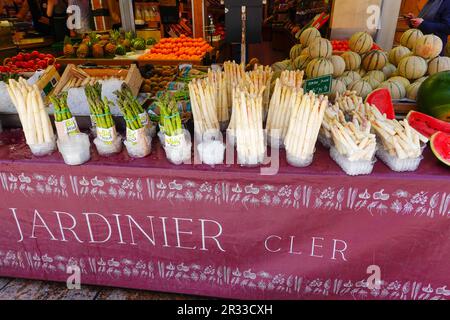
49, 92, 73, 122
85, 83, 115, 129
156, 93, 182, 137
114, 84, 145, 131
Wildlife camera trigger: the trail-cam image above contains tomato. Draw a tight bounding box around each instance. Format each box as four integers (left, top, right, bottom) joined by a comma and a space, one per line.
16, 54, 24, 61
38, 53, 45, 59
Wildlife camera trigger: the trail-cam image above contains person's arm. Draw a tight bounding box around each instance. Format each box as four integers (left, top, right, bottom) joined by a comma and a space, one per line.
47, 0, 57, 17
16, 0, 28, 20
418, 1, 450, 34
107, 0, 120, 24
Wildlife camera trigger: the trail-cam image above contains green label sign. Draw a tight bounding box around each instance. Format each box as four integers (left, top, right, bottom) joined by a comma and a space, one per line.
304, 74, 332, 95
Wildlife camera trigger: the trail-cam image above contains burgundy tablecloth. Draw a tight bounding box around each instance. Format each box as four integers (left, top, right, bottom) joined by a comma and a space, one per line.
0, 130, 449, 300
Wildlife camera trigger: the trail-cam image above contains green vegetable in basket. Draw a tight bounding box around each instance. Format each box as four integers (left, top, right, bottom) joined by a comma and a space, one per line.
85, 83, 115, 129
114, 83, 146, 131
49, 92, 73, 122
156, 92, 181, 136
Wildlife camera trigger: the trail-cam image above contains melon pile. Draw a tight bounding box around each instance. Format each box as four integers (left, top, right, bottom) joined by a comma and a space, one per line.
274, 27, 450, 102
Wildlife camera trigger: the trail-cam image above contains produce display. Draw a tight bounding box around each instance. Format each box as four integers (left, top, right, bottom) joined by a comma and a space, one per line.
6, 78, 56, 156
1, 51, 57, 74
355, 104, 428, 172
233, 84, 266, 166
115, 84, 152, 158
139, 35, 213, 61
140, 65, 178, 94
417, 71, 450, 122
284, 92, 328, 167
276, 27, 450, 103
331, 39, 381, 53
266, 70, 304, 146
407, 111, 450, 139
85, 83, 122, 156
430, 132, 450, 166
63, 30, 154, 59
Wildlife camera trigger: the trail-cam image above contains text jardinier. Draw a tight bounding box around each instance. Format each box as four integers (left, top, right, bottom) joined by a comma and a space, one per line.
7, 208, 349, 261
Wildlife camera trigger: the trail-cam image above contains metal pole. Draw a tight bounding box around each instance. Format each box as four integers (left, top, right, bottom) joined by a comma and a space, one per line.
119, 0, 135, 33
241, 6, 246, 65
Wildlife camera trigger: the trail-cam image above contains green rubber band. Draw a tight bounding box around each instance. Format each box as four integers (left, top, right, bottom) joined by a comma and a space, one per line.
96, 112, 112, 118
54, 109, 71, 115
164, 113, 180, 120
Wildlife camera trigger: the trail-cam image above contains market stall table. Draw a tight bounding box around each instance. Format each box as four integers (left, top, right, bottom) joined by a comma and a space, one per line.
0, 129, 448, 300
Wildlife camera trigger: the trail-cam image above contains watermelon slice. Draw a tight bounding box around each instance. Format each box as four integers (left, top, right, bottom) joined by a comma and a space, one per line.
407, 111, 450, 139
365, 88, 396, 120
430, 132, 450, 166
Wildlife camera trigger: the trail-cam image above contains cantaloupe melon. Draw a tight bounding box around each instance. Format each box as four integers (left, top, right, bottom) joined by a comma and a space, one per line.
289, 44, 303, 61
400, 29, 424, 50
305, 58, 334, 78
292, 55, 310, 70
308, 38, 332, 58
349, 32, 374, 54
363, 76, 381, 89
342, 70, 362, 83
301, 47, 309, 56
428, 56, 450, 75
365, 70, 385, 83
378, 80, 406, 100
415, 76, 428, 83
382, 63, 397, 78
341, 51, 361, 71
397, 55, 427, 80
272, 59, 291, 72
406, 81, 422, 100
388, 46, 412, 66
348, 80, 373, 98
413, 35, 443, 59
331, 55, 345, 77
329, 79, 347, 100
388, 76, 411, 89
356, 68, 367, 77
300, 27, 321, 47
362, 50, 388, 71
338, 75, 353, 87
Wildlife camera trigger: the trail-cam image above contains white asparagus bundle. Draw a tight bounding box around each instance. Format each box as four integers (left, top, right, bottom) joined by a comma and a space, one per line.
278, 70, 304, 90
361, 104, 428, 159
246, 65, 273, 115
7, 78, 55, 145
284, 92, 328, 160
207, 69, 229, 123
330, 117, 376, 161
188, 77, 220, 137
223, 60, 246, 105
335, 90, 363, 115
266, 72, 304, 141
234, 84, 266, 165
320, 103, 347, 142
224, 61, 246, 131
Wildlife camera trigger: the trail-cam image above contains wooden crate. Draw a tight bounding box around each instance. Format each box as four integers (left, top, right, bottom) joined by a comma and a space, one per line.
53, 64, 143, 96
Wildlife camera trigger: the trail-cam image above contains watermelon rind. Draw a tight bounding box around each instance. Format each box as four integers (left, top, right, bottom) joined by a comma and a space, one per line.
417, 71, 450, 121
430, 132, 450, 166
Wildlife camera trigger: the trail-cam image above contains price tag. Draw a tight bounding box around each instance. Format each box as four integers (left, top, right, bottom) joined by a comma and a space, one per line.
165, 132, 185, 147
62, 117, 79, 135
303, 74, 332, 95
97, 127, 116, 143
138, 112, 149, 127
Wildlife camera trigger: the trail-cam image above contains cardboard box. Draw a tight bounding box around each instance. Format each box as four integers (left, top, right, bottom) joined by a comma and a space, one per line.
35, 65, 61, 102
